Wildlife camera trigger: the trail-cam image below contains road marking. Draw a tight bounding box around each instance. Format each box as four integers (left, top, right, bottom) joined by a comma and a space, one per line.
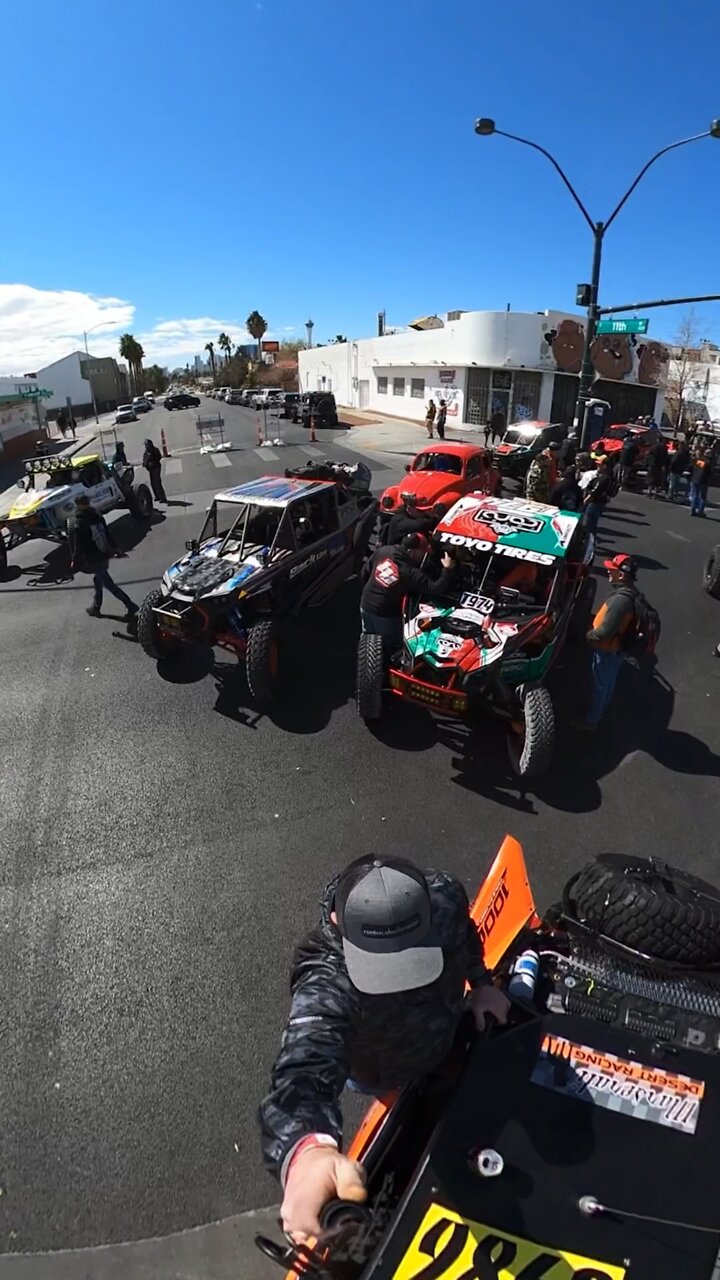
303, 445, 324, 457
163, 458, 183, 475
210, 452, 232, 468
255, 447, 278, 460
666, 529, 690, 542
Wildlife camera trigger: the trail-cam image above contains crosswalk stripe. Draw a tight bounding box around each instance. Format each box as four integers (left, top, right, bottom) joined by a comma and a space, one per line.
210, 452, 232, 468
255, 447, 278, 460
303, 445, 324, 457
163, 458, 183, 475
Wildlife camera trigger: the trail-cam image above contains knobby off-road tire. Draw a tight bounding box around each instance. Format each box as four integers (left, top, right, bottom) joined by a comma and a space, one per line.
568, 578, 596, 642
128, 483, 154, 521
568, 854, 720, 965
356, 633, 384, 721
702, 545, 720, 599
0, 533, 7, 576
508, 686, 554, 778
246, 619, 279, 708
138, 588, 179, 660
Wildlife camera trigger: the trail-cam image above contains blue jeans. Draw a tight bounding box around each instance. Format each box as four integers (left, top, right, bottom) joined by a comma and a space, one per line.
93, 562, 136, 612
667, 472, 683, 501
361, 609, 402, 656
689, 482, 707, 516
588, 650, 624, 726
583, 502, 602, 536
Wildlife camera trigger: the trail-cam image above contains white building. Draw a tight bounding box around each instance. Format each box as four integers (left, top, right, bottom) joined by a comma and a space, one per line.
0, 376, 50, 459
36, 351, 128, 417
667, 342, 720, 425
299, 308, 668, 428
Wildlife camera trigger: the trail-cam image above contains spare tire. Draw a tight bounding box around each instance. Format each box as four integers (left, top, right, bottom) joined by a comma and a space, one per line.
567, 854, 720, 966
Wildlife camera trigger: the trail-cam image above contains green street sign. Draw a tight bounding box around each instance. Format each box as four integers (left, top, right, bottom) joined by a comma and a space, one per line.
596, 317, 649, 335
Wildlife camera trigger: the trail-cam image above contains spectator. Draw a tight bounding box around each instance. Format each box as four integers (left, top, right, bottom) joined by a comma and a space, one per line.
619, 434, 637, 489
646, 436, 668, 499
571, 553, 638, 732
525, 450, 552, 503
667, 443, 690, 502
483, 420, 491, 447
112, 441, 129, 467
550, 465, 582, 512
557, 435, 577, 470
435, 399, 448, 441
489, 408, 506, 444
424, 400, 436, 439
689, 447, 711, 518
68, 415, 77, 440
68, 495, 138, 620
56, 408, 68, 440
582, 458, 613, 537
142, 438, 167, 503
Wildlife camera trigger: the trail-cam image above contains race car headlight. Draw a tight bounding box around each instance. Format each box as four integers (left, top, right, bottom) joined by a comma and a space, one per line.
382, 496, 394, 509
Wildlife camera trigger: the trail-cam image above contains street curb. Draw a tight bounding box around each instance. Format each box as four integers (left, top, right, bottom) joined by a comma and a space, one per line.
0, 1207, 281, 1280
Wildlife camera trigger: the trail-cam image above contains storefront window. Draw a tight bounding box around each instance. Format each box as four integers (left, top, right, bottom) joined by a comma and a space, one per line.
377, 376, 387, 394
393, 377, 405, 396
511, 371, 541, 421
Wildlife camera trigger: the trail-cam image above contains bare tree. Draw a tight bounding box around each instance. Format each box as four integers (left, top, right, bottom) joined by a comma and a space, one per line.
666, 308, 708, 430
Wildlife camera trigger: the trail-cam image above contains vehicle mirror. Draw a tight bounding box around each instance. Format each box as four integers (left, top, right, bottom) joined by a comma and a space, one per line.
404, 463, 411, 472
185, 539, 199, 553
16, 478, 25, 489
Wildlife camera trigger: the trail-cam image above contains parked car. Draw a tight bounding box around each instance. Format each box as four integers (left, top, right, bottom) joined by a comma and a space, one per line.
144, 391, 156, 405
165, 392, 201, 410
493, 420, 567, 480
116, 403, 138, 424
226, 389, 244, 405
240, 388, 258, 407
279, 391, 301, 418
251, 388, 283, 411
132, 396, 152, 414
293, 390, 339, 429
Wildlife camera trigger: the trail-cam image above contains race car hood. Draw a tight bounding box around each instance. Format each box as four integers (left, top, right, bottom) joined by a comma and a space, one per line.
385, 471, 462, 509
495, 433, 541, 456
6, 484, 74, 521
593, 437, 624, 457
163, 539, 267, 599
405, 604, 520, 673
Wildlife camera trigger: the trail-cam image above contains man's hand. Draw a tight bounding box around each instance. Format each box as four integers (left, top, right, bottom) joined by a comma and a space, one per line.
281, 1145, 367, 1243
471, 983, 510, 1031
440, 552, 454, 570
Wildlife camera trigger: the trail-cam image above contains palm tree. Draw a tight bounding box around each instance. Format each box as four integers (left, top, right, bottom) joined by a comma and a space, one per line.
134, 340, 145, 393
119, 333, 137, 395
218, 332, 232, 366
246, 310, 268, 364
205, 341, 217, 381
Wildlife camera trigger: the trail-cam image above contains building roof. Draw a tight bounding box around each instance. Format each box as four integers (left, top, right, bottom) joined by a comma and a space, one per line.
215, 476, 335, 507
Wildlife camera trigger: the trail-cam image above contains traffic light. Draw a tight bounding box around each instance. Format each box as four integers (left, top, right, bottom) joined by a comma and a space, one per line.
576, 283, 592, 308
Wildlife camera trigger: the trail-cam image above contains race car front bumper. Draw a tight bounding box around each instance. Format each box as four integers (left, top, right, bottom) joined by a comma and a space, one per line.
388, 668, 468, 716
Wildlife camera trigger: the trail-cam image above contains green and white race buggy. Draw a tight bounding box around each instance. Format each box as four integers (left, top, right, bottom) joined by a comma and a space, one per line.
357, 494, 595, 777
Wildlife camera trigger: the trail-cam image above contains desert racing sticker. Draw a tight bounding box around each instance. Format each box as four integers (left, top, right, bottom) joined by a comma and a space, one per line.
532, 1034, 705, 1136
437, 532, 554, 565
392, 1202, 625, 1279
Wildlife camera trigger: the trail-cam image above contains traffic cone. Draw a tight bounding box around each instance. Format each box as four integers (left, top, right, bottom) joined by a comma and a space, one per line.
310, 413, 317, 443
161, 427, 171, 458
256, 417, 263, 445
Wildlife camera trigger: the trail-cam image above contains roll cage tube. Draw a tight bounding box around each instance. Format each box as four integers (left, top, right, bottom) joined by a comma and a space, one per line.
198, 501, 286, 561
432, 548, 560, 616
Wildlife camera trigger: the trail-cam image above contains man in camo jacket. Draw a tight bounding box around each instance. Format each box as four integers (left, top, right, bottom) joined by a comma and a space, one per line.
258, 855, 509, 1242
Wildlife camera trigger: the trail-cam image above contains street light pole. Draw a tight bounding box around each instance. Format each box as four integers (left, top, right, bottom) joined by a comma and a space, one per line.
474, 118, 720, 447
83, 330, 100, 425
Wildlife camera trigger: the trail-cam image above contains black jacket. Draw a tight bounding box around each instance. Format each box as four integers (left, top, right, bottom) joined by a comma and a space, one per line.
585, 472, 612, 506
670, 447, 690, 475
68, 507, 116, 569
557, 438, 577, 469
621, 438, 637, 464
691, 457, 712, 491
386, 508, 435, 545
143, 443, 162, 469
361, 545, 455, 616
258, 869, 488, 1179
549, 477, 582, 512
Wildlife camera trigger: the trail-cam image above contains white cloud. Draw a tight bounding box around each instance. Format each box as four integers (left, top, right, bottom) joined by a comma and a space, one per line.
0, 283, 293, 374
0, 284, 134, 375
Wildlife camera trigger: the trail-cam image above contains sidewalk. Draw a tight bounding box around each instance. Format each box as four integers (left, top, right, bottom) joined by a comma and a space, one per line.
340, 409, 481, 463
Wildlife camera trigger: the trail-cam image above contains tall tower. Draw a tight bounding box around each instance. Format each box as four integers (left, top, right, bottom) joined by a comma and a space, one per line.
305, 318, 314, 349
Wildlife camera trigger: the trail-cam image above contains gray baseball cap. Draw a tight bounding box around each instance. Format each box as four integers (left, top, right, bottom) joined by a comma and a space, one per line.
334, 858, 444, 994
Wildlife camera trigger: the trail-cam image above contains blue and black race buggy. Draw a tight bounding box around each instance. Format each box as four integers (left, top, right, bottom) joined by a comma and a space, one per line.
138, 473, 377, 706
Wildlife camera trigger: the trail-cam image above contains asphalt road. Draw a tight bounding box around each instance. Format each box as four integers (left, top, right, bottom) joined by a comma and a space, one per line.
2, 400, 720, 1265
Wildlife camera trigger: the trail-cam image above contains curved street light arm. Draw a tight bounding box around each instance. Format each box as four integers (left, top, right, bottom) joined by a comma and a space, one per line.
494, 128, 595, 232
604, 130, 710, 231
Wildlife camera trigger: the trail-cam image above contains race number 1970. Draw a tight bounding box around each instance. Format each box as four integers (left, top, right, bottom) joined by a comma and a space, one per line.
392, 1203, 625, 1280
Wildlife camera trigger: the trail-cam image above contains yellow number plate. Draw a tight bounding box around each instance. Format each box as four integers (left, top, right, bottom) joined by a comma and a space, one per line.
392, 1202, 625, 1280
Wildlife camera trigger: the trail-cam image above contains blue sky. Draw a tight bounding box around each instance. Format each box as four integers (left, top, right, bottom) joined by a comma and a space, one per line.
2, 0, 720, 371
